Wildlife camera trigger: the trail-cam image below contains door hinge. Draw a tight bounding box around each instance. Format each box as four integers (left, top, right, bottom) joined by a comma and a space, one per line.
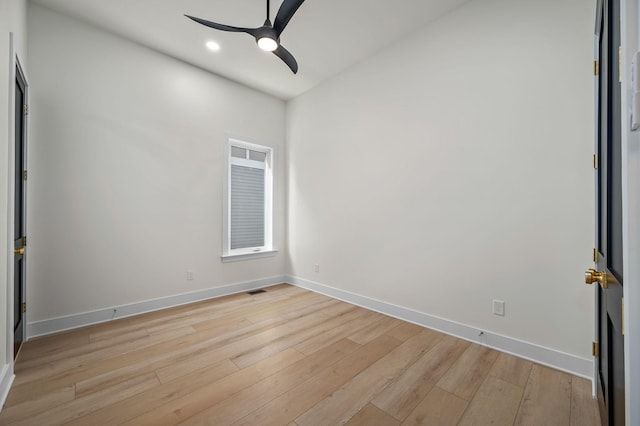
23, 104, 28, 116
21, 302, 26, 313
593, 248, 598, 262
619, 45, 623, 83
23, 170, 27, 181
22, 236, 26, 246
622, 298, 625, 335
592, 341, 599, 357
594, 59, 599, 76
594, 154, 599, 169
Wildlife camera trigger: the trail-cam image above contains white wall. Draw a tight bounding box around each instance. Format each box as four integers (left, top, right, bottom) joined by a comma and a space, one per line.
26, 4, 286, 323
287, 0, 595, 360
0, 0, 27, 379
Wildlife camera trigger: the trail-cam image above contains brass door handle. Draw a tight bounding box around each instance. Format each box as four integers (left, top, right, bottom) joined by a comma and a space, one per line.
14, 248, 24, 255
585, 268, 608, 289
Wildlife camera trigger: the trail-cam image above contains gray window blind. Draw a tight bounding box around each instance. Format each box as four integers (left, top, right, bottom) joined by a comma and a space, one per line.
230, 164, 265, 249
231, 146, 247, 159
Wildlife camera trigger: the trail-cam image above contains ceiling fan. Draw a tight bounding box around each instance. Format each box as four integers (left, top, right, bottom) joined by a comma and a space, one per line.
185, 0, 306, 74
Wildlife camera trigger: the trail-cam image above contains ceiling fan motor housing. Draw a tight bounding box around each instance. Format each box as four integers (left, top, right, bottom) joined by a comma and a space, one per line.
255, 23, 279, 51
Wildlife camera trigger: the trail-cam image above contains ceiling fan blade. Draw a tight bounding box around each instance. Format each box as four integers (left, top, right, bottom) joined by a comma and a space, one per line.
273, 0, 305, 36
185, 15, 258, 37
273, 45, 298, 74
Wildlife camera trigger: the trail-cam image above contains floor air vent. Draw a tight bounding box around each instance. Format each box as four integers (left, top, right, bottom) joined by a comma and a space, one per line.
247, 289, 266, 295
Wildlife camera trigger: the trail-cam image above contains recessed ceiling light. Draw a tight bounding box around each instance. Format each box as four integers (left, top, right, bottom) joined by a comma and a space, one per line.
206, 41, 220, 52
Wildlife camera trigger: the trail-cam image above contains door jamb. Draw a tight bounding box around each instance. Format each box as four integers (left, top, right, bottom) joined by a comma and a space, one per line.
620, 1, 639, 424
6, 32, 28, 368
592, 0, 601, 401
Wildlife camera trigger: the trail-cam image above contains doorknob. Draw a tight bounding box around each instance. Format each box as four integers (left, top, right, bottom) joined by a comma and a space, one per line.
585, 268, 608, 289
14, 248, 24, 255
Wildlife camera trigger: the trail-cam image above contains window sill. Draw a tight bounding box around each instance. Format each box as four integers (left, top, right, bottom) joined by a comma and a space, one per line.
221, 249, 279, 263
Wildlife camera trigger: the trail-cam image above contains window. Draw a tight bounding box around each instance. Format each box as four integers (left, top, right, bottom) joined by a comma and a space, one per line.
222, 138, 275, 261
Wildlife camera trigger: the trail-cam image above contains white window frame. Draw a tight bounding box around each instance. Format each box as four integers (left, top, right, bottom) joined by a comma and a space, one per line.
222, 137, 276, 262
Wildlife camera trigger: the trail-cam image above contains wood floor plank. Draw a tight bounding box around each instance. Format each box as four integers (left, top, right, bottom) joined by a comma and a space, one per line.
384, 322, 424, 342
344, 403, 400, 426
514, 365, 572, 426
75, 315, 274, 397
190, 307, 284, 334
16, 327, 151, 373
229, 305, 362, 369
13, 324, 196, 385
90, 324, 149, 343
80, 286, 300, 342
0, 384, 75, 424
67, 359, 239, 425
20, 285, 292, 369
144, 289, 310, 335
370, 334, 469, 421
87, 285, 299, 342
279, 296, 339, 320
74, 318, 257, 397
489, 351, 533, 388
7, 325, 196, 405
400, 386, 468, 426
458, 376, 524, 426
22, 296, 250, 367
151, 317, 288, 383
348, 316, 403, 345
86, 294, 249, 340
296, 329, 451, 425
30, 315, 237, 400
570, 377, 601, 426
122, 348, 306, 425
232, 334, 403, 426
244, 293, 336, 324
181, 339, 361, 425
294, 309, 384, 355
11, 372, 160, 425
436, 343, 499, 401
16, 329, 90, 364
187, 315, 286, 350
156, 305, 353, 382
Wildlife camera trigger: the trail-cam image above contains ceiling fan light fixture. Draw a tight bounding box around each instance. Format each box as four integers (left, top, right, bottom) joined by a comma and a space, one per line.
206, 41, 220, 51
257, 37, 278, 52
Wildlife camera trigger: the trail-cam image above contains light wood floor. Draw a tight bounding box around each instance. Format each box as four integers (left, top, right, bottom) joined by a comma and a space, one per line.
1, 284, 601, 425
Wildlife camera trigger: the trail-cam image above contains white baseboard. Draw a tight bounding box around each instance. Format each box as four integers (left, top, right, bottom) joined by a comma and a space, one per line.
0, 363, 14, 410
287, 275, 594, 380
26, 276, 288, 338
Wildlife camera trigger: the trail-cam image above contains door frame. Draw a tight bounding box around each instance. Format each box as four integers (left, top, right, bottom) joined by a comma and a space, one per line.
617, 1, 639, 424
5, 33, 28, 366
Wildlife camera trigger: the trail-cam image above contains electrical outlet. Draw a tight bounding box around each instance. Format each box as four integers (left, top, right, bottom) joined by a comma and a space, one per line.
314, 264, 320, 273
186, 270, 194, 281
492, 300, 505, 316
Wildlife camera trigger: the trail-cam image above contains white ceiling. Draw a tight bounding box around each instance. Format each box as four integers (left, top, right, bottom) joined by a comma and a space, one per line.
29, 0, 471, 100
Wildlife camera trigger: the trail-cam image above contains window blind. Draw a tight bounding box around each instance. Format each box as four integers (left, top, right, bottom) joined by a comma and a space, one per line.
230, 164, 265, 249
